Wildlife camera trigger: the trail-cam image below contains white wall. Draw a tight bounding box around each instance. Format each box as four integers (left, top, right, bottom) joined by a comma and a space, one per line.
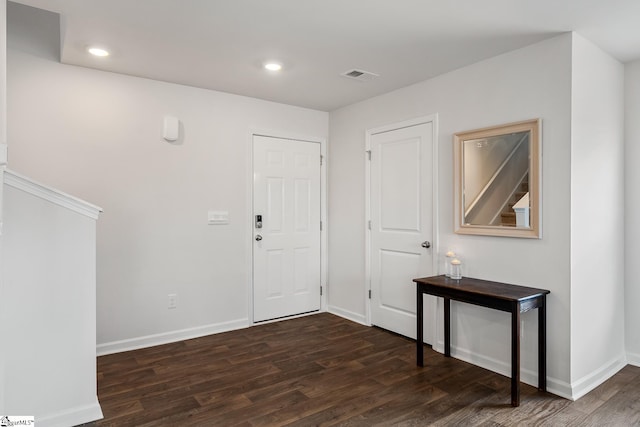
0, 0, 5, 147
625, 59, 640, 367
569, 34, 626, 397
0, 0, 6, 415
329, 34, 575, 395
7, 6, 328, 351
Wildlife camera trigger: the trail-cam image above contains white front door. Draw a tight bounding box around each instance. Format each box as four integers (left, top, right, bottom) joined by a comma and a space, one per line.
253, 135, 321, 322
369, 120, 436, 342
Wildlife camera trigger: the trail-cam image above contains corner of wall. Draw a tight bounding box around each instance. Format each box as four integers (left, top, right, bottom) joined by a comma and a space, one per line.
569, 356, 627, 400
624, 59, 640, 375
627, 352, 640, 368
569, 29, 626, 390
327, 305, 368, 326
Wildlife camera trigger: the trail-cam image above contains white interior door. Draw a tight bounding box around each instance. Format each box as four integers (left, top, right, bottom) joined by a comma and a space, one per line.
253, 135, 321, 322
370, 121, 435, 342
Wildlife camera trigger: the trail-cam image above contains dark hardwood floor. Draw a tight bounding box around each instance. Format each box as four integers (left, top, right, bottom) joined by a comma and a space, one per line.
86, 313, 640, 426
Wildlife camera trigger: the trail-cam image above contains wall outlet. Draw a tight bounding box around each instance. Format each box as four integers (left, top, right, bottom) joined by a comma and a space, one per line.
168, 293, 177, 309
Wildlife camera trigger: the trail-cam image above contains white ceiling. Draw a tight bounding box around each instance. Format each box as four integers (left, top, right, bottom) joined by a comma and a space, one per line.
10, 0, 640, 111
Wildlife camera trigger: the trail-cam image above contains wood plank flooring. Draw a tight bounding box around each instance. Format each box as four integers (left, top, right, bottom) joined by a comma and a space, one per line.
86, 313, 640, 426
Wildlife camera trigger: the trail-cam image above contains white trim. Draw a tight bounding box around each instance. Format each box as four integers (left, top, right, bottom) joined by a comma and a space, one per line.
97, 318, 249, 356
248, 129, 328, 324
328, 305, 368, 326
4, 169, 102, 219
364, 134, 371, 325
439, 341, 573, 400
36, 401, 103, 427
437, 341, 628, 401
569, 355, 628, 400
627, 352, 640, 367
364, 114, 439, 341
246, 131, 255, 324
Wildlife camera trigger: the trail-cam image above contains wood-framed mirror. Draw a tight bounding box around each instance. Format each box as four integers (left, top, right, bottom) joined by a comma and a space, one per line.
454, 119, 541, 238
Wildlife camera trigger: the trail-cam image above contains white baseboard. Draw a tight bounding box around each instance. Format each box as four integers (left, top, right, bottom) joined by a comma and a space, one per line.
36, 400, 103, 427
328, 305, 368, 325
433, 340, 573, 400
441, 341, 629, 400
627, 352, 640, 367
570, 355, 628, 400
97, 318, 250, 356
546, 376, 573, 400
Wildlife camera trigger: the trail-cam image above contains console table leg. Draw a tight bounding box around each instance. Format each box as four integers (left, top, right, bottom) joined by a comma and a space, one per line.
444, 297, 451, 357
417, 286, 424, 367
538, 295, 547, 392
511, 307, 521, 407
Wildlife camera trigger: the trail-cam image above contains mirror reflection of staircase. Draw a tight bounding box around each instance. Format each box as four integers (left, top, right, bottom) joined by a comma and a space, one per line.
463, 130, 530, 227
500, 176, 529, 227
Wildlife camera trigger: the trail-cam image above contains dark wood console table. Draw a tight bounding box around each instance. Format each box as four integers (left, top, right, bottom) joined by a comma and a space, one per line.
413, 275, 550, 407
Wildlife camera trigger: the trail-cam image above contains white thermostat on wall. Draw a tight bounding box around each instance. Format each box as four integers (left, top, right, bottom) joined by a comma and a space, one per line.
208, 211, 229, 225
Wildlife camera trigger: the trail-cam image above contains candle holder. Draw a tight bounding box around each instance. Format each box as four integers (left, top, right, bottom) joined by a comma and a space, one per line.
450, 258, 462, 280
445, 251, 456, 277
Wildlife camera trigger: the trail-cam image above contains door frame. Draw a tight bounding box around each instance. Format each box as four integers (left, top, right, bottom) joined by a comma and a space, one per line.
365, 115, 439, 341
247, 129, 328, 325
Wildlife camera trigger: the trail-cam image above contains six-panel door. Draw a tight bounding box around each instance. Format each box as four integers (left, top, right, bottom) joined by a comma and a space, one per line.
253, 135, 321, 322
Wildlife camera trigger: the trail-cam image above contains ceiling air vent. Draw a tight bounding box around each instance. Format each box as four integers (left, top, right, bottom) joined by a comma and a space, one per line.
341, 69, 379, 82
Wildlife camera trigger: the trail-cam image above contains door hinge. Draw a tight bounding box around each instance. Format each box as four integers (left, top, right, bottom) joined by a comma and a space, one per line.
320, 155, 324, 166
320, 286, 323, 296
368, 289, 372, 299
320, 221, 323, 231
366, 150, 371, 160
368, 220, 372, 230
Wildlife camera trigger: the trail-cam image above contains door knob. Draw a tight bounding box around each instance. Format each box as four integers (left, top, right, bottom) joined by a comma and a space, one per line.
421, 241, 431, 249
255, 235, 263, 241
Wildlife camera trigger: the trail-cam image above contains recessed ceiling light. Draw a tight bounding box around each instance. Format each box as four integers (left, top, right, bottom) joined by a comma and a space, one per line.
264, 62, 282, 71
88, 47, 110, 57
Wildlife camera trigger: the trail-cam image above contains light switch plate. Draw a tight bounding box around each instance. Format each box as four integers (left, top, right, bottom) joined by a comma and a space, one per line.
208, 210, 229, 225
